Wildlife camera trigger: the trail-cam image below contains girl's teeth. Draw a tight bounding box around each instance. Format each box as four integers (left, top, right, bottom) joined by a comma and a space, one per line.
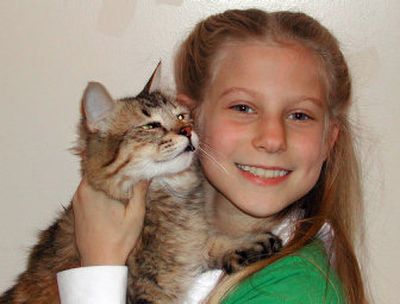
236, 164, 289, 178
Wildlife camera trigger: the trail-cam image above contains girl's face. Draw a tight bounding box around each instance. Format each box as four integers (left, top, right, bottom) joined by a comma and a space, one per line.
196, 42, 338, 218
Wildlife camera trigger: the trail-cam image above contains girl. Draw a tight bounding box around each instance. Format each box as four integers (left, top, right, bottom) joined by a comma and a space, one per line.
58, 8, 367, 303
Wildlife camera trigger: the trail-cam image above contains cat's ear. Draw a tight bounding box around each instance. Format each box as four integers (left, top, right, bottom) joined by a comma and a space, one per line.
140, 61, 162, 95
82, 82, 116, 133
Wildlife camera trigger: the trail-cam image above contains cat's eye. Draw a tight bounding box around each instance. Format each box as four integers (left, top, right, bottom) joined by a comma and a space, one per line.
141, 122, 162, 130
177, 113, 185, 121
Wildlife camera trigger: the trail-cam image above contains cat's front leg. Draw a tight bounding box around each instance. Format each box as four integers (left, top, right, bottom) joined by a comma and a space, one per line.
127, 273, 189, 304
206, 231, 282, 274
126, 251, 198, 304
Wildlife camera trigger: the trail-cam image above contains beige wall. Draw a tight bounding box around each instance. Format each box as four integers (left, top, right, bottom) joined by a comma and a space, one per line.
1, 1, 399, 302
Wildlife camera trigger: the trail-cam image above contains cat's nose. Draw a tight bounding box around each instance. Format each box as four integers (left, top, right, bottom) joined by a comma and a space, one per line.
179, 126, 192, 138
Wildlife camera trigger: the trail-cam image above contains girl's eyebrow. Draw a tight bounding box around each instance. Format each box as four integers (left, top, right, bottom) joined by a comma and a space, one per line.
220, 87, 324, 108
296, 96, 324, 109
219, 87, 258, 99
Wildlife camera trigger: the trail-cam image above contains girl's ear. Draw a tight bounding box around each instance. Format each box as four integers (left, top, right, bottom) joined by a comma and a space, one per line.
176, 93, 196, 110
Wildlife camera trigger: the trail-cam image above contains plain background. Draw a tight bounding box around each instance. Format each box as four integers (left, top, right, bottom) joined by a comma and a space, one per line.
0, 1, 399, 302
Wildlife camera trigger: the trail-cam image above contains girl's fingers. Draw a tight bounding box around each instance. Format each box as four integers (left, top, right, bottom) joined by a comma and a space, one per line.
126, 180, 150, 217
72, 178, 150, 265
72, 178, 86, 206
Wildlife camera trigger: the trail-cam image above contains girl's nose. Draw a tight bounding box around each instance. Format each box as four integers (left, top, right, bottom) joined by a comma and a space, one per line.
252, 117, 287, 153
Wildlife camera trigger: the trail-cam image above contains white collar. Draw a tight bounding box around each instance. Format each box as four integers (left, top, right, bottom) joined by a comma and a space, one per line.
183, 212, 333, 304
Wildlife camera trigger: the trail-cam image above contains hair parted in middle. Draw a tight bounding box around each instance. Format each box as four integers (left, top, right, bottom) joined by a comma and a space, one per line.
174, 8, 366, 304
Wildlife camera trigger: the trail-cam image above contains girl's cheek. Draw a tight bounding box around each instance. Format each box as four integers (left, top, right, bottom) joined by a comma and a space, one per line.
207, 117, 240, 138
294, 131, 328, 164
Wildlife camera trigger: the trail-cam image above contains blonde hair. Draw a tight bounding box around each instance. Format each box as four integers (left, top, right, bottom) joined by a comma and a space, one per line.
174, 8, 367, 304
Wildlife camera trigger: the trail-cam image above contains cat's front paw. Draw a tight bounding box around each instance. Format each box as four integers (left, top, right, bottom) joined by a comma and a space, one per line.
222, 232, 282, 274
135, 299, 153, 304
127, 297, 153, 304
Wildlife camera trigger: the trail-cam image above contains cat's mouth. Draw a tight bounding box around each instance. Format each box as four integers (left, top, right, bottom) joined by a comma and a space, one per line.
175, 142, 196, 159
156, 142, 196, 164
184, 141, 196, 152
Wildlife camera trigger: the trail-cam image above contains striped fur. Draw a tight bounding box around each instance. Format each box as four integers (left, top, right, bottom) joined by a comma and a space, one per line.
1, 80, 282, 304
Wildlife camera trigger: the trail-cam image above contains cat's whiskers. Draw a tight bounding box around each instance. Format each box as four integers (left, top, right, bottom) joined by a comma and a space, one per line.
198, 143, 229, 176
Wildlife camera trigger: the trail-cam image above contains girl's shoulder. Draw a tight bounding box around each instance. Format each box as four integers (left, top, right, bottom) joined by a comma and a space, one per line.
223, 240, 345, 304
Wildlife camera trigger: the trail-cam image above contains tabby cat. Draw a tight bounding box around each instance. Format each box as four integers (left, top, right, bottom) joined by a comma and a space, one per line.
0, 64, 282, 304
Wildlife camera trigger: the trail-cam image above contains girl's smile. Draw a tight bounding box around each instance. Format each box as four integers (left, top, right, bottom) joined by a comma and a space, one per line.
197, 42, 338, 220
234, 163, 291, 186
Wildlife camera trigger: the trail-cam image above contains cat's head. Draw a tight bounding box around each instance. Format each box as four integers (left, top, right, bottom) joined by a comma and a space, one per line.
77, 64, 199, 200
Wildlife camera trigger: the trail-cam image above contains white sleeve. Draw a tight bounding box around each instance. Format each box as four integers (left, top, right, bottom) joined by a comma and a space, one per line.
56, 266, 128, 304
182, 270, 222, 304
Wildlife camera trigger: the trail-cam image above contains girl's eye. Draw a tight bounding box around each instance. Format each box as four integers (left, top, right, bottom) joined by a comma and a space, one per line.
288, 112, 312, 121
141, 122, 162, 130
230, 104, 254, 113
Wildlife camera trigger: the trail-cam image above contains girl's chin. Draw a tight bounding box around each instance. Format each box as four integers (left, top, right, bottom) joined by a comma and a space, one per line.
229, 195, 291, 218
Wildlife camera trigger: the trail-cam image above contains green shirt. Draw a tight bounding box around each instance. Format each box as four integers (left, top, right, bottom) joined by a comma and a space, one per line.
222, 240, 345, 304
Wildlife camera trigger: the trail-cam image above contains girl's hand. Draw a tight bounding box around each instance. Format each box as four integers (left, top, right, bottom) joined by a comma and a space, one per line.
72, 178, 149, 266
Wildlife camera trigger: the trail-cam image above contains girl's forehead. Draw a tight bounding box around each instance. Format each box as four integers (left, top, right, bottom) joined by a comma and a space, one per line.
207, 42, 327, 103
214, 40, 324, 77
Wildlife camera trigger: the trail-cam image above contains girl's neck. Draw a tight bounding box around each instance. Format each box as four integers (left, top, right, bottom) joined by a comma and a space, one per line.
203, 181, 270, 237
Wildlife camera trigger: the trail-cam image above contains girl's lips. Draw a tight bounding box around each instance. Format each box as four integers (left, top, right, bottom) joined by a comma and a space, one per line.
235, 163, 291, 174
235, 163, 291, 186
